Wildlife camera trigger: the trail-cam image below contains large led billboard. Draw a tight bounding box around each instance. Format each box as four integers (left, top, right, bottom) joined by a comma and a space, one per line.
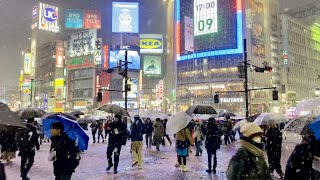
176, 0, 243, 61
112, 2, 139, 33
65, 9, 84, 29
143, 55, 161, 78
84, 10, 102, 29
109, 50, 140, 70
38, 3, 59, 32
67, 29, 97, 57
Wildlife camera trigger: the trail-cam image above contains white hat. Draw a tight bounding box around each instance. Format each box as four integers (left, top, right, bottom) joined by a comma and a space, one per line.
240, 123, 263, 138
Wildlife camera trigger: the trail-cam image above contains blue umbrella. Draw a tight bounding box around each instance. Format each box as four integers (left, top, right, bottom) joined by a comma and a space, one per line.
42, 115, 89, 150
307, 116, 320, 140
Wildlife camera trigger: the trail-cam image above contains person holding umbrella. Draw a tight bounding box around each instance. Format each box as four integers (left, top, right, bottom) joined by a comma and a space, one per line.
105, 115, 126, 174
49, 122, 81, 180
176, 126, 194, 172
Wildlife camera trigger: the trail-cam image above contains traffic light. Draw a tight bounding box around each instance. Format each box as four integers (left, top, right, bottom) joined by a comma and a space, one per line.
254, 67, 265, 73
125, 84, 131, 92
265, 66, 272, 72
272, 90, 278, 101
237, 64, 246, 78
96, 91, 102, 102
214, 94, 219, 103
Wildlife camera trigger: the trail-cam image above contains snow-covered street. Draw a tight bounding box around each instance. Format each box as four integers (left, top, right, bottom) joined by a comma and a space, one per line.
6, 131, 302, 180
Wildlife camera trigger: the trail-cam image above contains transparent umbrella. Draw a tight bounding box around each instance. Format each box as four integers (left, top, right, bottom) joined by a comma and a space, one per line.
285, 115, 316, 135
254, 112, 287, 125
295, 97, 320, 116
166, 112, 192, 134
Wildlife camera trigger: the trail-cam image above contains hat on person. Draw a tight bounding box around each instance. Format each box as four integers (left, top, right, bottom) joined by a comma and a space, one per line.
240, 123, 263, 138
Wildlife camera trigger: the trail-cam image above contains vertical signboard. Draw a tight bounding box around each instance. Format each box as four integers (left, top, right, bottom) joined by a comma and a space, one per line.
112, 2, 139, 33
84, 10, 102, 29
94, 38, 102, 65
65, 9, 84, 29
159, 80, 163, 99
103, 45, 109, 68
24, 53, 32, 75
38, 3, 59, 32
55, 40, 64, 68
184, 16, 194, 52
54, 78, 64, 112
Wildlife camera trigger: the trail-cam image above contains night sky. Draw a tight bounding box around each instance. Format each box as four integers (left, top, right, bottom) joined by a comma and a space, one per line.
0, 0, 315, 87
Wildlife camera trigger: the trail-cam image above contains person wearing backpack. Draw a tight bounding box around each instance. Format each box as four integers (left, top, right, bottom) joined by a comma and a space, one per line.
50, 122, 80, 180
16, 118, 40, 180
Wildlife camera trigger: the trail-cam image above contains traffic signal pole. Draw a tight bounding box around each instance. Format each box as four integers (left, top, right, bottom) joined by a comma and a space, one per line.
124, 50, 128, 111
244, 39, 249, 120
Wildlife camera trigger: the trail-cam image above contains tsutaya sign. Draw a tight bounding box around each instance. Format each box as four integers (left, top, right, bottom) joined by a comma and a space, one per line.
188, 84, 225, 90
220, 98, 244, 103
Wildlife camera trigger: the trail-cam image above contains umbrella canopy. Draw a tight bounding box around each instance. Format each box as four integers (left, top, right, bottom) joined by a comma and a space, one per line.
295, 97, 320, 116
308, 116, 320, 141
233, 119, 248, 131
254, 112, 288, 125
0, 105, 28, 131
285, 115, 316, 135
218, 111, 236, 118
166, 112, 193, 134
42, 115, 89, 150
16, 107, 46, 120
69, 110, 84, 117
77, 117, 98, 124
149, 113, 169, 121
97, 104, 129, 117
42, 112, 77, 121
192, 114, 215, 121
185, 105, 217, 115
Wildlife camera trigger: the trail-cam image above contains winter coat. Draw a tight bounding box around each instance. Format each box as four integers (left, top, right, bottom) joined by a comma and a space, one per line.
1, 130, 17, 152
194, 124, 203, 142
145, 122, 153, 135
50, 132, 80, 176
106, 121, 126, 147
16, 123, 40, 156
130, 120, 146, 142
227, 138, 272, 180
90, 122, 98, 132
153, 121, 164, 146
97, 122, 104, 132
176, 128, 194, 144
284, 143, 315, 180
163, 121, 168, 135
265, 127, 282, 160
204, 121, 221, 150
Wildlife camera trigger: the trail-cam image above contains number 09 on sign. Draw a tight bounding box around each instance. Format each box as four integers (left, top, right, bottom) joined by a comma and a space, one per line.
194, 0, 218, 36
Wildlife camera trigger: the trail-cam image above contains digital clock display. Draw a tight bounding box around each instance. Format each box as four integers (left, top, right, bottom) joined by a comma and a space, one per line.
194, 0, 218, 36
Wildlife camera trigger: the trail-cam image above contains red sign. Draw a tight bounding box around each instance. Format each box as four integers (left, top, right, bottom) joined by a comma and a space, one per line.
56, 40, 64, 68
159, 80, 163, 99
84, 10, 101, 29
100, 73, 111, 104
103, 45, 109, 68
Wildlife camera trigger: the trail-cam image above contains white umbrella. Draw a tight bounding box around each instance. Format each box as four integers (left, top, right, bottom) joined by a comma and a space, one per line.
254, 112, 287, 125
166, 112, 193, 134
295, 97, 320, 116
233, 119, 248, 131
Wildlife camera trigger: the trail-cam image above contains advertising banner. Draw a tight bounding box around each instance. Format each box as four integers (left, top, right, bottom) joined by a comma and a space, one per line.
143, 55, 161, 78
194, 0, 218, 36
24, 53, 32, 75
112, 2, 139, 33
139, 34, 163, 54
84, 10, 101, 29
103, 45, 109, 68
65, 9, 84, 29
54, 78, 64, 100
55, 40, 64, 68
67, 55, 95, 69
67, 29, 97, 57
123, 78, 138, 99
109, 50, 140, 70
184, 16, 194, 52
249, 0, 266, 58
94, 38, 102, 65
38, 3, 59, 32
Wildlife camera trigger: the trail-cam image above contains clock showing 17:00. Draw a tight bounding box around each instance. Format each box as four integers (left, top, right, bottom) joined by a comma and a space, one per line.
194, 0, 218, 36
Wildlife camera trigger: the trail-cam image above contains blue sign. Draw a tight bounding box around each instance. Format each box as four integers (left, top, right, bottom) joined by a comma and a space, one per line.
112, 2, 139, 33
43, 7, 58, 23
65, 9, 84, 29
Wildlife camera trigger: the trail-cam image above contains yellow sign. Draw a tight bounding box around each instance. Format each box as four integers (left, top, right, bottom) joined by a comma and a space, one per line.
140, 38, 162, 49
54, 78, 64, 99
24, 89, 30, 94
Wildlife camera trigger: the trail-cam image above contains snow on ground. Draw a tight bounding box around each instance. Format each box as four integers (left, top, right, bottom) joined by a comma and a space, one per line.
5, 131, 301, 180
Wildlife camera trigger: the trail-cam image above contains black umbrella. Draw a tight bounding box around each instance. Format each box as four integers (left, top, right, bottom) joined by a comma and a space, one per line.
0, 105, 28, 131
69, 110, 84, 117
16, 107, 46, 120
77, 117, 98, 124
97, 104, 130, 116
218, 111, 236, 118
185, 105, 217, 115
42, 112, 77, 121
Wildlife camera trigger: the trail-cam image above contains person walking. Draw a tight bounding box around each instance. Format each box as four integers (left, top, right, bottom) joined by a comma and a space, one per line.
130, 115, 146, 169
152, 118, 164, 151
97, 120, 104, 143
145, 118, 153, 149
1, 130, 17, 164
265, 124, 284, 179
194, 120, 203, 156
284, 135, 316, 180
204, 118, 221, 174
226, 123, 272, 180
163, 119, 172, 145
90, 121, 98, 143
176, 126, 194, 172
104, 120, 112, 141
16, 118, 40, 180
50, 122, 81, 180
106, 115, 126, 174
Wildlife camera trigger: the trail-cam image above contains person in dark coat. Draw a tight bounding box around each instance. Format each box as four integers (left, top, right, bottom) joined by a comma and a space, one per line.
130, 115, 146, 169
90, 121, 98, 143
145, 118, 153, 149
0, 161, 5, 180
284, 135, 316, 180
204, 118, 221, 174
50, 122, 80, 180
266, 124, 284, 178
227, 123, 272, 180
163, 119, 172, 145
106, 115, 127, 174
1, 130, 17, 164
16, 118, 40, 180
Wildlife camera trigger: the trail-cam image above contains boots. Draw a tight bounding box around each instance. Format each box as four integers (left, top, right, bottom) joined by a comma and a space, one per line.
182, 165, 188, 172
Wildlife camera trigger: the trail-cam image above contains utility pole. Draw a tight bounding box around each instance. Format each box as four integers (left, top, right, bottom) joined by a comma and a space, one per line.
243, 39, 249, 119
124, 50, 128, 111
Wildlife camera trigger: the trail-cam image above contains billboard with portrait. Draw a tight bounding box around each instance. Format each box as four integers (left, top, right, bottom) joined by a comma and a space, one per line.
84, 10, 101, 29
109, 50, 140, 70
112, 2, 139, 33
65, 9, 84, 29
249, 0, 266, 58
67, 29, 97, 57
143, 55, 161, 78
